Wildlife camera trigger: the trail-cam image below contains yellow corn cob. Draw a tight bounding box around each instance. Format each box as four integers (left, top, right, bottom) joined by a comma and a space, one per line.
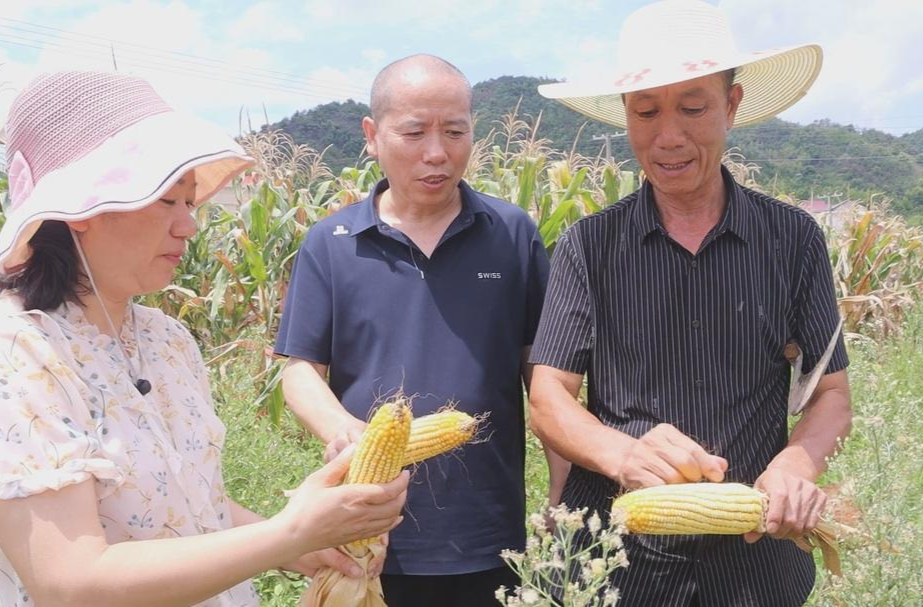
344, 398, 412, 548
610, 482, 844, 575
400, 409, 479, 467
610, 482, 767, 535
345, 398, 412, 485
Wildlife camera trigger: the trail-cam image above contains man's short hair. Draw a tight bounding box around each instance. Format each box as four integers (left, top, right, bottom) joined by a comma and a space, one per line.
369, 54, 472, 120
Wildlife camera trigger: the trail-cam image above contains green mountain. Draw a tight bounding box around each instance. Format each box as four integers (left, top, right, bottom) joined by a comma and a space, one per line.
267, 99, 370, 171
266, 76, 923, 214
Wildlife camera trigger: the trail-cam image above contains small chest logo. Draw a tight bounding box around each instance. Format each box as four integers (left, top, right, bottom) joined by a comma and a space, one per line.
332, 225, 349, 236
478, 272, 502, 280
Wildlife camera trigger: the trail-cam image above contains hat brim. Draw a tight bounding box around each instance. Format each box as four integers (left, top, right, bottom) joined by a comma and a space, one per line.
538, 44, 822, 129
0, 111, 253, 274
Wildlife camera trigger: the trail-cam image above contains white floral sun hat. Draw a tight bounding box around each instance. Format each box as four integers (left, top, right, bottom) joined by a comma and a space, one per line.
538, 0, 823, 128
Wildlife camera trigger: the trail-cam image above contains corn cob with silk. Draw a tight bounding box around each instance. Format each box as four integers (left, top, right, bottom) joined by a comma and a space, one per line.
346, 398, 412, 485
400, 409, 479, 467
344, 398, 412, 547
611, 482, 843, 575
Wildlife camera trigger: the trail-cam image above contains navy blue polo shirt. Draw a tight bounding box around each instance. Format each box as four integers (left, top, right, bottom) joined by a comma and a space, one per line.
275, 178, 549, 575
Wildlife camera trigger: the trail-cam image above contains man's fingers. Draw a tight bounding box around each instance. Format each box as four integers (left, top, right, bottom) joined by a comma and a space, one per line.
742, 530, 762, 544
659, 445, 710, 483
319, 548, 363, 578
312, 444, 355, 486
323, 440, 343, 464
657, 425, 727, 482
694, 450, 728, 483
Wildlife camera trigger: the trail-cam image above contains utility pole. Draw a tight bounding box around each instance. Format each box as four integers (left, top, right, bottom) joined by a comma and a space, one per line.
593, 131, 627, 163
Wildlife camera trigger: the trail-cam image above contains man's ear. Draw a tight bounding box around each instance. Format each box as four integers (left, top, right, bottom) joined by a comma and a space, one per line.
726, 83, 744, 128
361, 116, 379, 158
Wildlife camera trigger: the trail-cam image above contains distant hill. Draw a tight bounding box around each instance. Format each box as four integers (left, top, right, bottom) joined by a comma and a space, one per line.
265, 76, 923, 215
266, 99, 370, 171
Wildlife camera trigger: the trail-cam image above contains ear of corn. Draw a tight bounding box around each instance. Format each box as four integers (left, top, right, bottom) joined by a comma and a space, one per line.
610, 482, 766, 535
345, 398, 412, 485
401, 409, 479, 467
611, 482, 844, 575
344, 398, 412, 548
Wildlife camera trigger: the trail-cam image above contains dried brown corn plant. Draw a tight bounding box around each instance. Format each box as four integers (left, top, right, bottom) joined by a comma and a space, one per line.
238, 129, 332, 199
722, 147, 762, 192
494, 97, 531, 163
513, 110, 555, 160
493, 99, 556, 166
465, 126, 498, 183
827, 204, 923, 337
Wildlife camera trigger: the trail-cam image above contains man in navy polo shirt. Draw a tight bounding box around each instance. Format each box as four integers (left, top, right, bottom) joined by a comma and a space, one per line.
274, 54, 568, 607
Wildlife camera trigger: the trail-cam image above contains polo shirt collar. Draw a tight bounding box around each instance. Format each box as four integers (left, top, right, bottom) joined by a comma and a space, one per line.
349, 178, 492, 238
631, 166, 751, 244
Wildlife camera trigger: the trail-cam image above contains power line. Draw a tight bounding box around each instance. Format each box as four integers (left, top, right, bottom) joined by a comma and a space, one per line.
591, 131, 626, 163
0, 24, 370, 103
0, 17, 370, 97
0, 35, 352, 104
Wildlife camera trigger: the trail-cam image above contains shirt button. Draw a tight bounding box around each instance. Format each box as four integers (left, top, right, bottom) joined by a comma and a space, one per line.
692, 319, 701, 329
695, 379, 705, 388
691, 260, 698, 269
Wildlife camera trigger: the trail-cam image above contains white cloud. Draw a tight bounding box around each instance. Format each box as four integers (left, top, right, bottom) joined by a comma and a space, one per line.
302, 0, 498, 28
0, 1, 373, 134
553, 35, 618, 84
720, 0, 923, 133
303, 65, 374, 103
226, 3, 305, 44
361, 48, 387, 66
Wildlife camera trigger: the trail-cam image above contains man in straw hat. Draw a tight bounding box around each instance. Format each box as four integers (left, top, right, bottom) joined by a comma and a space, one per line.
528, 1, 851, 605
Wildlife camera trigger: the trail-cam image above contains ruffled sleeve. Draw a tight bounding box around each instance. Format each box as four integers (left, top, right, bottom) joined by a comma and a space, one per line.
0, 314, 124, 499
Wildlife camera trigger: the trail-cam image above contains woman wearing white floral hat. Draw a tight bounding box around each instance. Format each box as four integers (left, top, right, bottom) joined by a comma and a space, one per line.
0, 71, 408, 607
529, 1, 851, 606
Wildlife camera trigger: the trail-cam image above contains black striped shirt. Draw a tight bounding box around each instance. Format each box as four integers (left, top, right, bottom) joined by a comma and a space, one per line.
530, 167, 848, 606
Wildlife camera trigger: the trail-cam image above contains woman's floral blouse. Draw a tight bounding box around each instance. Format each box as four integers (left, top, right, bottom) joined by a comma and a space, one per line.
0, 294, 259, 606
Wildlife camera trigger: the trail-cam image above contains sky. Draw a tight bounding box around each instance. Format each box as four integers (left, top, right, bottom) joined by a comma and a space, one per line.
1, 0, 922, 141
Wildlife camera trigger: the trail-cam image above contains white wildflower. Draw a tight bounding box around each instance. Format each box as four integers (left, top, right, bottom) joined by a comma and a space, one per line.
520, 587, 540, 605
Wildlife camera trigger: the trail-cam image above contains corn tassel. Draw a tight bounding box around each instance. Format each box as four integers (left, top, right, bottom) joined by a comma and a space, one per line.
611, 482, 843, 575
344, 398, 411, 547
400, 409, 479, 467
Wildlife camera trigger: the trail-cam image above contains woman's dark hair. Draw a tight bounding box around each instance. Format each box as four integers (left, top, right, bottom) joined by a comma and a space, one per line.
0, 220, 87, 311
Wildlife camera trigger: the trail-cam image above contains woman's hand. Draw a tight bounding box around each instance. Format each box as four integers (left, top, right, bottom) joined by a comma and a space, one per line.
273, 445, 409, 562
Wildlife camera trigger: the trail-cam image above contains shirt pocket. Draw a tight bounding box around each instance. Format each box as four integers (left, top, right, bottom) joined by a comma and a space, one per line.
729, 299, 789, 380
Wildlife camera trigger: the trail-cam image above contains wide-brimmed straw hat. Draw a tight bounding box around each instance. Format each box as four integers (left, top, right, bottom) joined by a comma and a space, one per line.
0, 71, 253, 274
538, 0, 823, 128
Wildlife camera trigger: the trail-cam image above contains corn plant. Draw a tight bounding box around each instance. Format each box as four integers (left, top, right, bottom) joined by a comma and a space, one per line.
467, 105, 635, 254
824, 204, 923, 337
